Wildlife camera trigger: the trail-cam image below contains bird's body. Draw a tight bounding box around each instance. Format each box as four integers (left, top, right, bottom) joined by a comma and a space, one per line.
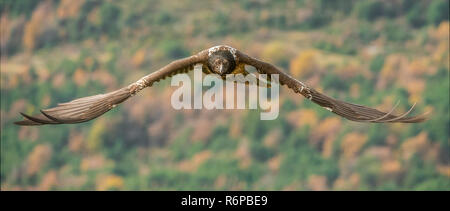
15, 45, 428, 126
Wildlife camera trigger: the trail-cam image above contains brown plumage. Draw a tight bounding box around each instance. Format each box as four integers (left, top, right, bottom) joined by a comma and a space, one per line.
15, 45, 428, 126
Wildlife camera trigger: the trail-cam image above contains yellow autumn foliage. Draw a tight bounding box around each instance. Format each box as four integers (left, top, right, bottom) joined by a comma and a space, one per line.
191, 150, 212, 168
191, 118, 213, 142
26, 144, 52, 176
401, 132, 429, 160
97, 175, 124, 191
289, 49, 318, 78
381, 160, 402, 176
132, 49, 147, 67
214, 175, 227, 189
18, 126, 39, 141
73, 68, 87, 86
147, 120, 166, 139
52, 73, 66, 88
86, 119, 106, 151
380, 54, 404, 80
263, 128, 282, 148
229, 117, 243, 139
432, 40, 449, 66
267, 154, 282, 172
68, 132, 84, 152
80, 155, 107, 171
84, 57, 95, 69
282, 181, 302, 191
261, 41, 287, 64
39, 170, 58, 190
436, 165, 450, 178
1, 15, 10, 45
408, 58, 430, 76
91, 70, 117, 89
405, 78, 426, 94
235, 139, 252, 169
333, 173, 360, 190
312, 117, 341, 140
431, 21, 449, 40
365, 146, 392, 161
341, 133, 368, 159
57, 0, 85, 19
286, 109, 318, 128
350, 83, 360, 98
178, 150, 212, 172
23, 20, 39, 51
36, 68, 50, 82
322, 136, 335, 158
41, 94, 51, 107
298, 109, 318, 127
405, 78, 425, 103
334, 64, 361, 79
307, 175, 327, 191
23, 1, 53, 51
87, 8, 101, 25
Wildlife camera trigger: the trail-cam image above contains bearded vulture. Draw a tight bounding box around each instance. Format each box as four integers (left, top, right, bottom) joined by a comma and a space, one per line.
15, 45, 428, 125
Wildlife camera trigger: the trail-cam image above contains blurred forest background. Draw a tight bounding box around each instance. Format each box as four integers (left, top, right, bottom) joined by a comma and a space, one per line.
1, 0, 449, 190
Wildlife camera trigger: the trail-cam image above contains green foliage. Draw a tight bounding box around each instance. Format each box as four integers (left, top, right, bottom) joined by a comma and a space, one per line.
279, 139, 339, 188
384, 22, 411, 42
208, 12, 232, 36
354, 0, 385, 21
299, 10, 330, 30
357, 24, 380, 44
401, 0, 422, 13
99, 2, 122, 37
207, 126, 237, 152
426, 0, 450, 26
314, 41, 357, 55
1, 0, 41, 17
155, 10, 174, 25
423, 67, 449, 143
158, 40, 189, 59
315, 0, 356, 14
406, 3, 426, 28
321, 72, 350, 91
370, 54, 385, 73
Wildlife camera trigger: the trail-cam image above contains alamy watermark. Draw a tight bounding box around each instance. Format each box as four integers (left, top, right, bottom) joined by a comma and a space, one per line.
170, 66, 279, 120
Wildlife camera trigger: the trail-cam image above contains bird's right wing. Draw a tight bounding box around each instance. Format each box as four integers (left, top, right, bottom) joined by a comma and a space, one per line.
15, 50, 209, 126
236, 50, 428, 123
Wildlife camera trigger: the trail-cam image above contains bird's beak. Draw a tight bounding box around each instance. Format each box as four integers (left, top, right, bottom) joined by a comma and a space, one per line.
219, 64, 224, 74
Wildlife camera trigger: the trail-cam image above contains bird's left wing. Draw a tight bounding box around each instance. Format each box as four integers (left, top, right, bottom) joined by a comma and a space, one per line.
236, 50, 428, 123
15, 50, 209, 126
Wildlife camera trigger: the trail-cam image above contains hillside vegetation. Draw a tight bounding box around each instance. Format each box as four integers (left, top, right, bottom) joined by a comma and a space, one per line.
1, 0, 449, 190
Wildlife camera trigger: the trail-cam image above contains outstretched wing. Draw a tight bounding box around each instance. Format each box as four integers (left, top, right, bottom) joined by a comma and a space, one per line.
15, 51, 208, 126
237, 50, 428, 123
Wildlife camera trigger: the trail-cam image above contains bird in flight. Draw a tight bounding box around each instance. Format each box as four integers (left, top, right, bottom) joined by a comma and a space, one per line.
15, 45, 428, 125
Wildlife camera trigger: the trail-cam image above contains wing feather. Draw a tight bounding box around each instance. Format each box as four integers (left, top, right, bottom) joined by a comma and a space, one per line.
15, 51, 208, 126
237, 50, 428, 123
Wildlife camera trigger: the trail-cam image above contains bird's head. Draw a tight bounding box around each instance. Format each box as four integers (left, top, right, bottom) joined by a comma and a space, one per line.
207, 46, 236, 76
